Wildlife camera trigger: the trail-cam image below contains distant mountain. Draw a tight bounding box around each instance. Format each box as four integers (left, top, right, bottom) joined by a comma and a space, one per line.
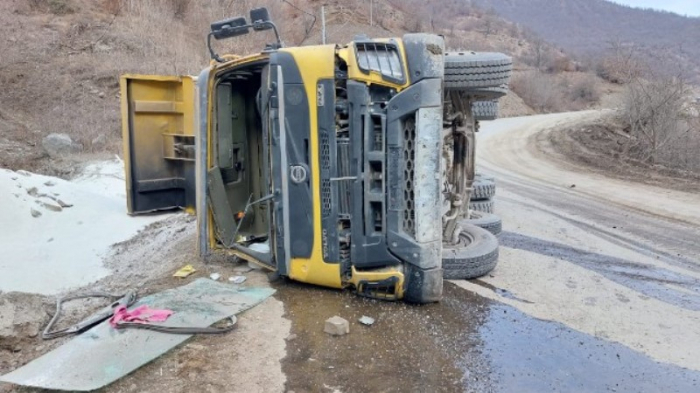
472, 0, 700, 76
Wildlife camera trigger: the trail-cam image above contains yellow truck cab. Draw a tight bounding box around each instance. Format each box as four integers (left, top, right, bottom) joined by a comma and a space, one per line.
121, 8, 509, 303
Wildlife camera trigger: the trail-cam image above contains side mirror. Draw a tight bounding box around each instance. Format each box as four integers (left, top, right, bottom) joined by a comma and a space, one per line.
211, 16, 249, 40
250, 7, 273, 31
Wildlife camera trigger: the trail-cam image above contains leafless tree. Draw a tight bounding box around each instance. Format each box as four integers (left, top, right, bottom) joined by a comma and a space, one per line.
530, 37, 548, 70
597, 39, 645, 84
621, 75, 693, 165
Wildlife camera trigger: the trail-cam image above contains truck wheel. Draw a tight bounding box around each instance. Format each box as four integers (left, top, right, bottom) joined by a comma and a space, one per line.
444, 52, 512, 91
459, 211, 502, 236
472, 176, 495, 200
467, 85, 509, 100
470, 199, 494, 213
475, 173, 495, 182
472, 100, 499, 121
443, 224, 499, 279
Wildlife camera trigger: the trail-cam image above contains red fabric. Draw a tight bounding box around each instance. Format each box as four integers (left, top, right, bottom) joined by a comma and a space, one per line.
109, 305, 173, 328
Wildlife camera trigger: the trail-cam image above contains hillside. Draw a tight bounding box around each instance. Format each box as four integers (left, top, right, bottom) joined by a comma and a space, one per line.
472, 0, 700, 77
0, 0, 584, 174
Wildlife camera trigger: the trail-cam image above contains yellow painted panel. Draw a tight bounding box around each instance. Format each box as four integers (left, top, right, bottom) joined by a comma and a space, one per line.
282, 46, 343, 289
341, 39, 410, 91
120, 74, 195, 214
133, 100, 185, 114
347, 266, 405, 299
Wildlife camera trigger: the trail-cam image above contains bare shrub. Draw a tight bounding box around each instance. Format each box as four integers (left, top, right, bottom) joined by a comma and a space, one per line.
605, 40, 700, 171
596, 40, 645, 84
29, 0, 76, 15
510, 71, 563, 113
547, 55, 575, 73
620, 76, 694, 166
568, 74, 600, 106
403, 13, 423, 33
522, 37, 551, 70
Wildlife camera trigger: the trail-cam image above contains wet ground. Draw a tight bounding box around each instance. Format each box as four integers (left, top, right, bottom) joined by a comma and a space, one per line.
4, 114, 700, 393
277, 281, 700, 392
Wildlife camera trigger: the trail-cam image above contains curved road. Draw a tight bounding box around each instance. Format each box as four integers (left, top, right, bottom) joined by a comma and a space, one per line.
455, 111, 700, 371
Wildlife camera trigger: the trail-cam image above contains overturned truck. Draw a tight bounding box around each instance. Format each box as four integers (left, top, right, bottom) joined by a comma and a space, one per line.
120, 8, 511, 303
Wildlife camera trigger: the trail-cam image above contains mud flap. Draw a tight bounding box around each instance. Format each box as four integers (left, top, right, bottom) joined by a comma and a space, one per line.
404, 265, 443, 304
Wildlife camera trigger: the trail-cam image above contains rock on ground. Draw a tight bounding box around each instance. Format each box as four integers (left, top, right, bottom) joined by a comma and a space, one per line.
324, 316, 349, 336
42, 133, 82, 158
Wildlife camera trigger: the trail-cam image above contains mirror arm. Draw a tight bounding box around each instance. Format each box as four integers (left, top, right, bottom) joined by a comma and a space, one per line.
208, 21, 284, 62
207, 32, 226, 63
258, 21, 284, 49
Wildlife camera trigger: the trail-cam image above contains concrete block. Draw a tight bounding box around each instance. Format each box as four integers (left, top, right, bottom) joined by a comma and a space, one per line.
324, 316, 349, 336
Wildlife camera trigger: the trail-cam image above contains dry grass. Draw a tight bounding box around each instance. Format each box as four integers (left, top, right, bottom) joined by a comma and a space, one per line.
0, 0, 578, 174
0, 0, 306, 171
510, 70, 603, 113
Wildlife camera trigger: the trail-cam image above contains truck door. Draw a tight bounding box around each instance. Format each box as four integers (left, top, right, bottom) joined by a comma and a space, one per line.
202, 63, 280, 271
120, 75, 196, 214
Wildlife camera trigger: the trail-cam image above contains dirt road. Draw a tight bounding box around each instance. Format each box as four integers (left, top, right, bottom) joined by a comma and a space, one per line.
456, 112, 700, 381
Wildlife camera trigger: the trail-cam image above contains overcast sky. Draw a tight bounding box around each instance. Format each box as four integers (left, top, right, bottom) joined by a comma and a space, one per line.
610, 0, 700, 16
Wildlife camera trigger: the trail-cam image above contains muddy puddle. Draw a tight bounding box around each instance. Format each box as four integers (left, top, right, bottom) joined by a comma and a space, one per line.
277, 281, 700, 392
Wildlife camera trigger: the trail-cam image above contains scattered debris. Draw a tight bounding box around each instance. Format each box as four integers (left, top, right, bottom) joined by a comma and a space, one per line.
359, 316, 375, 326
247, 262, 263, 271
44, 181, 55, 187
43, 292, 137, 339
233, 265, 254, 274
229, 275, 247, 284
324, 316, 349, 336
108, 304, 173, 328
210, 273, 221, 281
30, 208, 41, 218
570, 184, 576, 188
0, 279, 275, 391
173, 264, 196, 278
57, 199, 73, 208
36, 201, 62, 212
287, 334, 298, 341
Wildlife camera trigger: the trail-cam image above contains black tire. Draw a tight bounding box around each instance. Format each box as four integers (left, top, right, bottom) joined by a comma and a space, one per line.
459, 211, 502, 236
472, 100, 498, 121
443, 224, 499, 279
470, 199, 494, 213
466, 85, 509, 100
444, 52, 512, 91
475, 173, 495, 182
472, 176, 495, 200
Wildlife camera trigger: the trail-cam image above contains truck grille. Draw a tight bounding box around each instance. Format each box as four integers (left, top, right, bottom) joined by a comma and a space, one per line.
402, 116, 416, 236
320, 131, 332, 217
337, 138, 352, 216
